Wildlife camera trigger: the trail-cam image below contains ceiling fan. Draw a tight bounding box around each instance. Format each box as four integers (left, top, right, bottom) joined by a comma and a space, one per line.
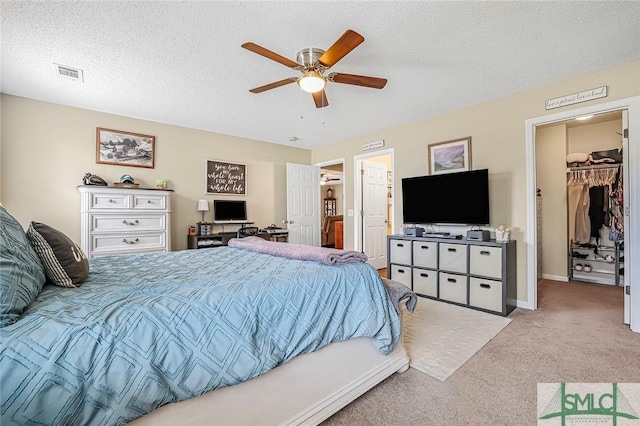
242, 29, 387, 108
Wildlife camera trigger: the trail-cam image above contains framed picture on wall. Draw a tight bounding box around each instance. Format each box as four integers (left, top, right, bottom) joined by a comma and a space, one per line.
428, 136, 472, 175
96, 128, 155, 168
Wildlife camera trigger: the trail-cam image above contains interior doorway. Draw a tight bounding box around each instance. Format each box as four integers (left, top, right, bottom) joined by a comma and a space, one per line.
354, 149, 394, 270
525, 95, 639, 332
535, 111, 626, 309
315, 158, 345, 249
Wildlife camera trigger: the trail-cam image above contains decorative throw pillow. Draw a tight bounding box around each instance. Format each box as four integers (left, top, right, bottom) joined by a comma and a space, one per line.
26, 222, 89, 288
0, 207, 46, 327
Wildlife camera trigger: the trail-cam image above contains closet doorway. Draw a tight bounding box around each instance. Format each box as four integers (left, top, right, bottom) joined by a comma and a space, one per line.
536, 111, 624, 290
315, 159, 345, 250
526, 95, 639, 332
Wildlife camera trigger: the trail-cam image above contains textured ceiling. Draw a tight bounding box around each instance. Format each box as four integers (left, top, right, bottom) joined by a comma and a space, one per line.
2, 1, 639, 149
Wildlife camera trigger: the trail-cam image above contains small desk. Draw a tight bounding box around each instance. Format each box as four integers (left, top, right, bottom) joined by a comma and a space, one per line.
188, 231, 288, 249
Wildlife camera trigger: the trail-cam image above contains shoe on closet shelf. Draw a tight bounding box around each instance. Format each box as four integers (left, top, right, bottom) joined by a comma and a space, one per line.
604, 255, 615, 263
574, 264, 584, 271
571, 251, 588, 259
583, 264, 592, 272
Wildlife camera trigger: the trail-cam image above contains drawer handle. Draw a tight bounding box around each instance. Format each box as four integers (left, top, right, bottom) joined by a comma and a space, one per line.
447, 248, 457, 252
480, 283, 491, 289
420, 245, 429, 250
420, 273, 429, 278
397, 243, 404, 247
123, 238, 139, 244
480, 250, 491, 256
447, 278, 457, 283
397, 269, 405, 274
123, 220, 139, 226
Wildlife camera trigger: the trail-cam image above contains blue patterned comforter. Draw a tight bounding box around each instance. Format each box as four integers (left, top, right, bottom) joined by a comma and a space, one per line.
1, 247, 400, 425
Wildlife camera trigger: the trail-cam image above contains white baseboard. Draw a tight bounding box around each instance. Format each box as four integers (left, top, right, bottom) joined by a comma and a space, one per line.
542, 274, 569, 282
516, 300, 533, 310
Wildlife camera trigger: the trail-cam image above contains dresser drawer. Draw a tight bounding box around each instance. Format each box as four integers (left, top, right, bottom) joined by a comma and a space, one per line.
91, 215, 166, 233
389, 239, 411, 265
469, 245, 502, 279
133, 194, 167, 210
439, 243, 467, 274
413, 268, 437, 297
412, 241, 437, 268
92, 233, 166, 254
91, 193, 130, 209
389, 264, 412, 288
439, 272, 467, 304
469, 277, 503, 313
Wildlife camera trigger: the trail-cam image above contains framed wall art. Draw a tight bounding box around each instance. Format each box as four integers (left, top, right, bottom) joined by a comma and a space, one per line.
205, 159, 247, 195
428, 136, 472, 175
96, 127, 155, 168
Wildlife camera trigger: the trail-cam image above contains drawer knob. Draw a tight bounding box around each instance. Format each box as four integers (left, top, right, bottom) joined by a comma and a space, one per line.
447, 278, 457, 283
123, 220, 139, 226
480, 250, 491, 256
123, 238, 139, 244
108, 199, 114, 203
147, 200, 152, 204
480, 283, 491, 289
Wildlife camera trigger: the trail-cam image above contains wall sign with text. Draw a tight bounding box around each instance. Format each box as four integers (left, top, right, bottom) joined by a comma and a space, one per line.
205, 160, 247, 195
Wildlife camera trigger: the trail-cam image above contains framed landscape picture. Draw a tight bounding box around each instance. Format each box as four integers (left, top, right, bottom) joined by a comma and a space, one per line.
428, 137, 472, 175
96, 128, 155, 168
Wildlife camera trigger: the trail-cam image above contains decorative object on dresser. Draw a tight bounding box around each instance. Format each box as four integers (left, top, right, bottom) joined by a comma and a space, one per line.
428, 136, 472, 175
77, 185, 172, 258
96, 127, 155, 169
387, 234, 517, 316
82, 172, 107, 186
113, 174, 139, 188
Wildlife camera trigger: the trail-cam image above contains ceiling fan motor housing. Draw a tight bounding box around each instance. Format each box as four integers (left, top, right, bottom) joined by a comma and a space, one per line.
296, 48, 325, 71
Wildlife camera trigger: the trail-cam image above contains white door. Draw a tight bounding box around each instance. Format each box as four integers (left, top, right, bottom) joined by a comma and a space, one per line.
362, 160, 388, 269
286, 163, 320, 246
622, 109, 630, 325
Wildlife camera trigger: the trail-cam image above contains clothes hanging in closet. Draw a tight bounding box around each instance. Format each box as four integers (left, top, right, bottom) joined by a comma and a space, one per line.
567, 164, 622, 245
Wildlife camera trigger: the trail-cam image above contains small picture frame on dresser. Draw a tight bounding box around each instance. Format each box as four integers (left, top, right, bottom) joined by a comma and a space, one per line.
96, 127, 155, 169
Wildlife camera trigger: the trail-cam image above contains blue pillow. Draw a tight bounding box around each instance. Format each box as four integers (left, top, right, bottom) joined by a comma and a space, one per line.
0, 207, 46, 327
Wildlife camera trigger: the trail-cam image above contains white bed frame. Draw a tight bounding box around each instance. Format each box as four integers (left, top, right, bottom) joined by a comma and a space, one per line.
130, 336, 409, 425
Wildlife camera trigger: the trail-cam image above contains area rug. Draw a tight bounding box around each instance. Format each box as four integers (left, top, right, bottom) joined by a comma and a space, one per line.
402, 297, 512, 381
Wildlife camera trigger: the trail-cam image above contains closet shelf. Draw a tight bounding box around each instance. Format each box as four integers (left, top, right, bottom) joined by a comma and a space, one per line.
566, 163, 620, 171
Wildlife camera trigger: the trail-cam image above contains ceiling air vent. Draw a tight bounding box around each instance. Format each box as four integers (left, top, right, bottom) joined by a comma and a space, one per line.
54, 63, 83, 82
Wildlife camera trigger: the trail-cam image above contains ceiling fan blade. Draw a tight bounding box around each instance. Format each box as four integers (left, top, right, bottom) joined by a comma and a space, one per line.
249, 77, 298, 93
329, 73, 387, 89
242, 42, 299, 69
312, 90, 329, 108
317, 29, 364, 68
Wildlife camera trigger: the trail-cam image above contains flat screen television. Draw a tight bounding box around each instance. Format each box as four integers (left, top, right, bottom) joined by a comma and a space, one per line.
213, 200, 248, 224
401, 169, 490, 225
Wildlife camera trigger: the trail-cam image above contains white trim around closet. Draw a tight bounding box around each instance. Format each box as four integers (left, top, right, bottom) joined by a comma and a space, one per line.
525, 96, 640, 333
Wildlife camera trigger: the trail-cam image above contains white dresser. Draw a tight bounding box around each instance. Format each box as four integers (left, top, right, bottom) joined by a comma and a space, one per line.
78, 186, 172, 258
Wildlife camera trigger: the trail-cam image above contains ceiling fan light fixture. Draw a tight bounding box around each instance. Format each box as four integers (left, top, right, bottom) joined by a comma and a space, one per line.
298, 71, 326, 93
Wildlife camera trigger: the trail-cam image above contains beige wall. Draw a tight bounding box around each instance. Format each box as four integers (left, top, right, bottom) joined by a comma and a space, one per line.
535, 124, 568, 279
0, 95, 310, 250
311, 60, 640, 303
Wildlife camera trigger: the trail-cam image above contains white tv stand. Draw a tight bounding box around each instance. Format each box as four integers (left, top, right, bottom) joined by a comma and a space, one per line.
387, 235, 517, 316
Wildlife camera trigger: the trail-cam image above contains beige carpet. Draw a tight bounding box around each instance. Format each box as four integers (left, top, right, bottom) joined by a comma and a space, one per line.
402, 297, 512, 381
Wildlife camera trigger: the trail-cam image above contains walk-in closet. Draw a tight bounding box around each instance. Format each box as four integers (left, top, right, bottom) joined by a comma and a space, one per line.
536, 110, 625, 288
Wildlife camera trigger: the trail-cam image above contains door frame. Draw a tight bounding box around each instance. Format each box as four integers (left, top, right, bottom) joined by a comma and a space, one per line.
524, 96, 640, 332
315, 158, 345, 246
353, 148, 395, 253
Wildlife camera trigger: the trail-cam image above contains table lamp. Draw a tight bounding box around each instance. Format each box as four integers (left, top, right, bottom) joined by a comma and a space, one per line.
197, 199, 209, 223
